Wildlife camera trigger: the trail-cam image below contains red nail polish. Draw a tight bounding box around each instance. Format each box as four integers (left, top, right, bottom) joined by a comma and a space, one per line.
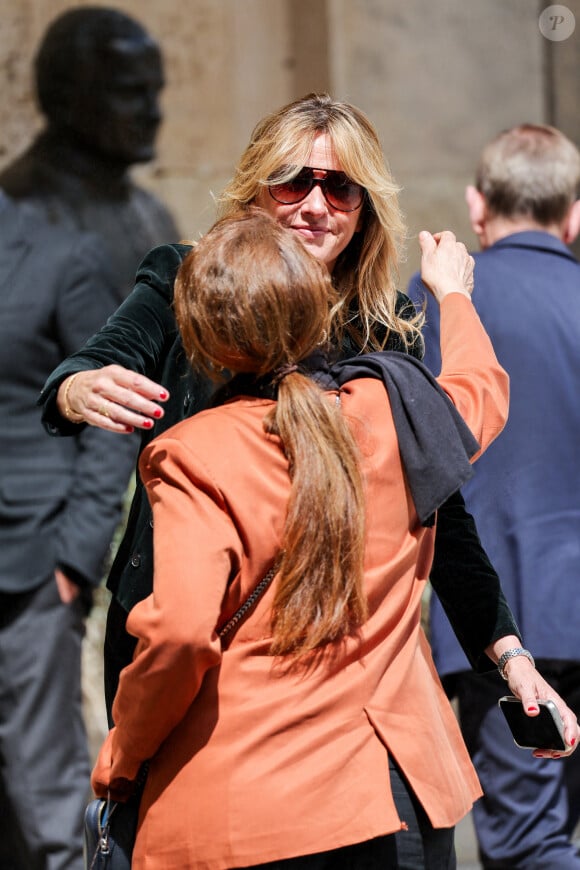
571, 737, 576, 746
527, 705, 538, 713
142, 419, 154, 429
153, 409, 163, 419
159, 390, 168, 399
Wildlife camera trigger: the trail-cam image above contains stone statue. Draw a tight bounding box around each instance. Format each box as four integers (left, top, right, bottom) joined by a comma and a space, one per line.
0, 6, 179, 302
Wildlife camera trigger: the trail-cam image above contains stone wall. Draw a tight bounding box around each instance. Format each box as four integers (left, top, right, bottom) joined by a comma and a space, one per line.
2, 0, 578, 283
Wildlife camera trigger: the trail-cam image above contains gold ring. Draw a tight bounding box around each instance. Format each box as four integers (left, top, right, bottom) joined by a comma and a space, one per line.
99, 405, 110, 418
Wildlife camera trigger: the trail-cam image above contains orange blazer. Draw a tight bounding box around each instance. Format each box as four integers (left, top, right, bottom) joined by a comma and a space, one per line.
92, 294, 509, 869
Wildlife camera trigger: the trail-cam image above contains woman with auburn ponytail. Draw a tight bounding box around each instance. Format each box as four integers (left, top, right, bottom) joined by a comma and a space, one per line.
90, 209, 576, 870
175, 210, 367, 657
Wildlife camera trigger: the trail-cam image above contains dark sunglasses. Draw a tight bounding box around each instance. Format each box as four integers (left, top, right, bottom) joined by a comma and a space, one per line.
268, 167, 365, 212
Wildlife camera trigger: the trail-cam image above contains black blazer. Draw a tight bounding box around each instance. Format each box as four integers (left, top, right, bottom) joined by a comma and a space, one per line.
0, 195, 136, 592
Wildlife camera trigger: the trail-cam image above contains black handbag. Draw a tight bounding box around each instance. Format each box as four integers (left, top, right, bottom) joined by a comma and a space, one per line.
84, 562, 278, 869
84, 786, 142, 870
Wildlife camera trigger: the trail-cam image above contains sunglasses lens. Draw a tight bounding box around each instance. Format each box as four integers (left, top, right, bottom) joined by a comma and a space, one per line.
269, 172, 312, 205
324, 175, 364, 211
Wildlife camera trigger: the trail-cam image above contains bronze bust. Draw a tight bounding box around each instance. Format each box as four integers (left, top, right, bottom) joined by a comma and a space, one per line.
0, 6, 179, 301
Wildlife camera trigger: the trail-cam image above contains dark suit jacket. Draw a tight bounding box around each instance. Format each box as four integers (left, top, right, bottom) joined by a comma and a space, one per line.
0, 194, 137, 592
0, 132, 179, 303
409, 231, 580, 671
40, 243, 516, 671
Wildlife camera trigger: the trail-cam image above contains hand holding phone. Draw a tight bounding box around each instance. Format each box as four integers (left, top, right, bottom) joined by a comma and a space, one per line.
499, 696, 567, 751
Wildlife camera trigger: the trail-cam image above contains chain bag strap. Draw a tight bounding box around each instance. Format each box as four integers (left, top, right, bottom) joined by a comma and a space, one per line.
217, 561, 279, 642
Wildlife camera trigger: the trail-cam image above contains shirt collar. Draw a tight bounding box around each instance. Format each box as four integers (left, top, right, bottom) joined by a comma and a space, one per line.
490, 230, 577, 262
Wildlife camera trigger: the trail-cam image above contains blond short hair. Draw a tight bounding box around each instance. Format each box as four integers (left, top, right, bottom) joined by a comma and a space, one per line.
476, 124, 580, 225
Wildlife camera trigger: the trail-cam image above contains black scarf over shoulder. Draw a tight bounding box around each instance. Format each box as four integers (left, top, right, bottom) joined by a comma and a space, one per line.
215, 349, 480, 527
315, 352, 479, 526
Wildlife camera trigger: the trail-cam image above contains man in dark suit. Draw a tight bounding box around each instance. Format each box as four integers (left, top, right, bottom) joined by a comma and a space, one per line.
0, 191, 136, 869
409, 124, 580, 869
0, 6, 179, 304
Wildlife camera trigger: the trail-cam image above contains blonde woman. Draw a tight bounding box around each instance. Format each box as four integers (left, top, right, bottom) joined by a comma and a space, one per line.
41, 96, 433, 724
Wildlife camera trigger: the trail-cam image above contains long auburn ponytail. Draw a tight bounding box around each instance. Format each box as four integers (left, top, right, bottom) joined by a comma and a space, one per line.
174, 210, 367, 656
265, 372, 366, 655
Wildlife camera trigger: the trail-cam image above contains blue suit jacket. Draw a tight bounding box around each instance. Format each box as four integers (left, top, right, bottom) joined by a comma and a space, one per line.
408, 231, 580, 673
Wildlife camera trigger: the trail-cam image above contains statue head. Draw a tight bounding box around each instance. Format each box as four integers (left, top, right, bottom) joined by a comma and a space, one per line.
35, 6, 164, 166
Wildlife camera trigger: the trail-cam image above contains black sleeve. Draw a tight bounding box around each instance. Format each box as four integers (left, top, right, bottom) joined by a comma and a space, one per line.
343, 290, 519, 671
38, 242, 189, 435
431, 490, 521, 672
398, 291, 520, 669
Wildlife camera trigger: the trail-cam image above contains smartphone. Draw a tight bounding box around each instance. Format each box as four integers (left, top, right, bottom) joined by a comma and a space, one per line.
498, 696, 567, 751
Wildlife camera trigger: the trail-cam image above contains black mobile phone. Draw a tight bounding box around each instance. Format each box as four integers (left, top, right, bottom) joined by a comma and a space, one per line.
498, 696, 567, 751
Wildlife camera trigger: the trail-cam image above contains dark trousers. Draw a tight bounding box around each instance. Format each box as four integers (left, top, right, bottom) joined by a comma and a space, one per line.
236, 836, 398, 869
237, 760, 455, 869
0, 577, 91, 870
389, 758, 456, 869
104, 596, 137, 727
454, 667, 580, 869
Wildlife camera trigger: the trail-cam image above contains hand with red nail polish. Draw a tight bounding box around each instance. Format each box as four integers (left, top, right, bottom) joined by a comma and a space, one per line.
56, 365, 169, 433
492, 640, 580, 756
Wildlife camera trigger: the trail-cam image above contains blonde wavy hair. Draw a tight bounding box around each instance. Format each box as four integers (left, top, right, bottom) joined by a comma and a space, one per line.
175, 210, 367, 656
217, 93, 423, 352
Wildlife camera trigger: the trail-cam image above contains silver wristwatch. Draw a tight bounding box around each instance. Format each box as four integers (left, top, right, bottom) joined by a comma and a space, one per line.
497, 647, 535, 680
